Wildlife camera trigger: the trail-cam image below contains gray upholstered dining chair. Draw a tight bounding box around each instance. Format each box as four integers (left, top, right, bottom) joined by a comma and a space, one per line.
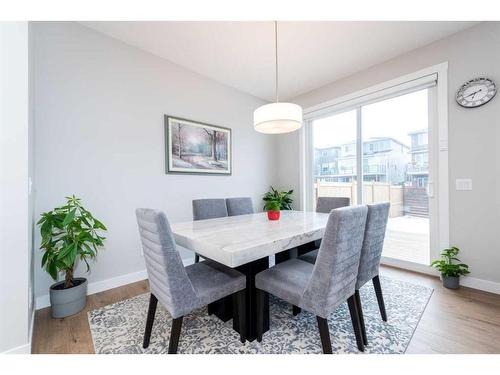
255, 206, 368, 353
353, 202, 390, 346
136, 208, 246, 353
316, 196, 350, 213
303, 197, 351, 253
226, 197, 254, 216
192, 198, 228, 263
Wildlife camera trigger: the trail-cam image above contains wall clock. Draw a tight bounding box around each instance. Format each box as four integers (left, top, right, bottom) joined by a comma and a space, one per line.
456, 77, 496, 108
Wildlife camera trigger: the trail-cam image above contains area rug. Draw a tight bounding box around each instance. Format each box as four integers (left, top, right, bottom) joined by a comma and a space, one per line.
88, 276, 432, 354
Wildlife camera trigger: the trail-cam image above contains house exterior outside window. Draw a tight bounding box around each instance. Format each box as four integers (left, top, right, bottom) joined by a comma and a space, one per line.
407, 129, 429, 187
313, 137, 410, 184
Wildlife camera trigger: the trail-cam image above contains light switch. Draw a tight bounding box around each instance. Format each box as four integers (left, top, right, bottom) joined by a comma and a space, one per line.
456, 178, 472, 191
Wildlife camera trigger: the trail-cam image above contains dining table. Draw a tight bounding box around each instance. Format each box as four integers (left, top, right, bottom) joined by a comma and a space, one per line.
170, 210, 330, 341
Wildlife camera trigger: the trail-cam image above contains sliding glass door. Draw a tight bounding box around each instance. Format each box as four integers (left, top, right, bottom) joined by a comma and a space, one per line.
310, 88, 432, 266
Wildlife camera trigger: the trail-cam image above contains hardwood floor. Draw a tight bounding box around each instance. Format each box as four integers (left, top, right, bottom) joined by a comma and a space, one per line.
32, 279, 150, 354
31, 265, 500, 354
381, 266, 500, 354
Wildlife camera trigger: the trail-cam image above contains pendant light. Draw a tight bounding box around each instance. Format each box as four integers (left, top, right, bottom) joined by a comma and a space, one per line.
254, 21, 303, 134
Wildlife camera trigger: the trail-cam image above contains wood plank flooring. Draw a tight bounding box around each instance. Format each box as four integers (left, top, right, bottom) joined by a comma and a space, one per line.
31, 265, 500, 354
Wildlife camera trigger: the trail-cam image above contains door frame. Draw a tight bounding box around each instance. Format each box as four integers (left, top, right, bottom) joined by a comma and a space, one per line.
299, 62, 449, 271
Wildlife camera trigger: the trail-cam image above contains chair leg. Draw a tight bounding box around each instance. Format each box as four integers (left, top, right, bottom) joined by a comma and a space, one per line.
256, 288, 265, 342
143, 293, 158, 349
354, 290, 367, 345
194, 254, 200, 263
347, 295, 365, 352
372, 275, 387, 322
292, 305, 301, 316
168, 316, 183, 354
233, 289, 246, 343
316, 316, 332, 354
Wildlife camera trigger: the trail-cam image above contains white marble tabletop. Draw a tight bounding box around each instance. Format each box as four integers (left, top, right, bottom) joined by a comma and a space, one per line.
170, 210, 330, 268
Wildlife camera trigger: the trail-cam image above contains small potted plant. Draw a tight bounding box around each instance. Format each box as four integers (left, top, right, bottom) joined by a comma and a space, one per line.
431, 246, 470, 289
263, 186, 293, 221
38, 195, 107, 318
265, 200, 281, 220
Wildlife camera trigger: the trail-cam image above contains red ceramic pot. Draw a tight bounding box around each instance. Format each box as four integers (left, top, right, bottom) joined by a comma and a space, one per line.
267, 210, 280, 221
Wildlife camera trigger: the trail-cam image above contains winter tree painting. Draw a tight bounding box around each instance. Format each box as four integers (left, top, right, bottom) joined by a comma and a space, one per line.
165, 116, 231, 174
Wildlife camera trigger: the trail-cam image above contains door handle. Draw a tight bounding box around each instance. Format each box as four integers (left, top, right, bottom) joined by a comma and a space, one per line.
427, 181, 434, 198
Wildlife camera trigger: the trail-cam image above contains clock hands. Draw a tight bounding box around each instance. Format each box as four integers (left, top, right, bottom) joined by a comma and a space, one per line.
465, 89, 483, 100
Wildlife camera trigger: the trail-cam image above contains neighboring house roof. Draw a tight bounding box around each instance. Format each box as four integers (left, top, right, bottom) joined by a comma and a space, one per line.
407, 128, 428, 136
364, 137, 410, 150
314, 136, 410, 151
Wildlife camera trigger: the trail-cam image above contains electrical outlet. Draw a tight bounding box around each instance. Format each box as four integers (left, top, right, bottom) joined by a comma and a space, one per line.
456, 178, 472, 191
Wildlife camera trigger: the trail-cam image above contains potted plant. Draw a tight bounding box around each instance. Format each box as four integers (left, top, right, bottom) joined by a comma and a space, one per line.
38, 195, 107, 318
431, 246, 470, 289
264, 200, 281, 220
263, 186, 293, 221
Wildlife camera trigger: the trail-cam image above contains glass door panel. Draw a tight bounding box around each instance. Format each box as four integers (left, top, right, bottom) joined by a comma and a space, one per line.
312, 110, 358, 210
361, 89, 430, 265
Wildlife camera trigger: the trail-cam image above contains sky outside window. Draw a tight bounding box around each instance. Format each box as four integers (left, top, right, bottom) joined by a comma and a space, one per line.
312, 89, 428, 149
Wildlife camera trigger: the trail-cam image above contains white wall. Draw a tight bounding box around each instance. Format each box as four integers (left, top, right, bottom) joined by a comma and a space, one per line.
33, 22, 277, 301
276, 22, 500, 288
0, 22, 32, 353
28, 21, 36, 345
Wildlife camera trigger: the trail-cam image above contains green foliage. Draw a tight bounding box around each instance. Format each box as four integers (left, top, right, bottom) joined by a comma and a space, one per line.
265, 200, 281, 212
263, 186, 293, 211
431, 246, 470, 278
37, 195, 107, 289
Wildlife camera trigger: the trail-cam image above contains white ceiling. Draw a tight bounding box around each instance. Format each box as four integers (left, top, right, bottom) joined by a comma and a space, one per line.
81, 21, 478, 102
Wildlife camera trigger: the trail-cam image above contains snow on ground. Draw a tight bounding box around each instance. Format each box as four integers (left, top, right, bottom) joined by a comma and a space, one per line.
384, 215, 430, 265
172, 154, 228, 170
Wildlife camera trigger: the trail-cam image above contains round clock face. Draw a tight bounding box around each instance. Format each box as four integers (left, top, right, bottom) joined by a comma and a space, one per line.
456, 77, 496, 108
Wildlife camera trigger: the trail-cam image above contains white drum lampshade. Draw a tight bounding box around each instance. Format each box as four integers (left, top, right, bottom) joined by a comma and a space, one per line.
253, 102, 303, 134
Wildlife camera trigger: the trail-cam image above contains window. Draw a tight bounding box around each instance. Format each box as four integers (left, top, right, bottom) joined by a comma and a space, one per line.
418, 132, 428, 145
312, 109, 357, 205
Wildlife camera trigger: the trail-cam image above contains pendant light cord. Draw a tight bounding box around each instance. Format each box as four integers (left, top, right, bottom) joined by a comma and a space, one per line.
275, 20, 279, 103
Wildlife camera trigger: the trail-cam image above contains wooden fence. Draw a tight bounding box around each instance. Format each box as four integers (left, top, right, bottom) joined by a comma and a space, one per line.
315, 181, 403, 218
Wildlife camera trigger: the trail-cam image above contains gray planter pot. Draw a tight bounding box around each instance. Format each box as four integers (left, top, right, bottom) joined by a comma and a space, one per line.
49, 277, 88, 318
442, 275, 460, 289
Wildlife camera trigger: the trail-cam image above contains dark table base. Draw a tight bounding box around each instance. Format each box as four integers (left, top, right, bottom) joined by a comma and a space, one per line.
207, 240, 318, 342
208, 256, 270, 342
233, 256, 270, 342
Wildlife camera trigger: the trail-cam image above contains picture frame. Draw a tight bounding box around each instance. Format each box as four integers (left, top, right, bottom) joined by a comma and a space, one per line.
164, 115, 232, 175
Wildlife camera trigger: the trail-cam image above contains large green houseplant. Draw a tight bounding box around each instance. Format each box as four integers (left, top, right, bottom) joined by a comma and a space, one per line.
431, 246, 469, 289
38, 195, 107, 317
263, 186, 293, 220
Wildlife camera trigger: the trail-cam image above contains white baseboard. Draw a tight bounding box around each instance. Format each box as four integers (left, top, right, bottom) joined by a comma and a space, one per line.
35, 294, 50, 310
381, 256, 436, 276
35, 257, 195, 310
460, 276, 500, 295
381, 257, 500, 295
35, 256, 500, 311
2, 343, 31, 354
36, 269, 148, 310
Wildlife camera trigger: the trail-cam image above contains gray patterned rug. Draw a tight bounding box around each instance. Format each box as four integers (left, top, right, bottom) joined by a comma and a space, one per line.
88, 276, 432, 354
